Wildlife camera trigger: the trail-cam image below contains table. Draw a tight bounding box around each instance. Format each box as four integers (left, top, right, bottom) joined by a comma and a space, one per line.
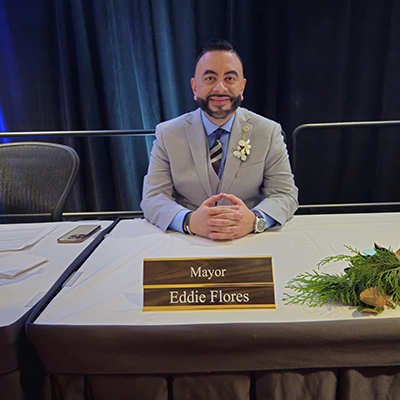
27, 214, 400, 400
0, 220, 114, 400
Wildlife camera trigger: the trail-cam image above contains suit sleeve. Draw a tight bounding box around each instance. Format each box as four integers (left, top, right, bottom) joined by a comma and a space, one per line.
140, 125, 187, 232
255, 123, 298, 227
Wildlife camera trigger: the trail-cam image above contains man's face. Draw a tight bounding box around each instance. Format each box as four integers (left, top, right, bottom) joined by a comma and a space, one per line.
191, 51, 247, 125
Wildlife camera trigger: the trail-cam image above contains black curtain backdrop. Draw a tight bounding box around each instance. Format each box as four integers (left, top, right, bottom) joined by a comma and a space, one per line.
0, 0, 399, 211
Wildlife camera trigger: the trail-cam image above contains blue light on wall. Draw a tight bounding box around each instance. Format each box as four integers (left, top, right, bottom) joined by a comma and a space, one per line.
0, 2, 13, 142
0, 109, 6, 131
0, 103, 9, 143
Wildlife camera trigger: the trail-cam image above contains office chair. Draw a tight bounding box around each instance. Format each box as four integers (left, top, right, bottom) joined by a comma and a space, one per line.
0, 142, 80, 223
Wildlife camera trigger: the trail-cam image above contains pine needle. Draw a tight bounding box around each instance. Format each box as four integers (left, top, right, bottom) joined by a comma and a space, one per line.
283, 244, 400, 310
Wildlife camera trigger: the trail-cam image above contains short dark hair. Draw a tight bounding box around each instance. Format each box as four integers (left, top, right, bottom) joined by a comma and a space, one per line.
195, 38, 243, 71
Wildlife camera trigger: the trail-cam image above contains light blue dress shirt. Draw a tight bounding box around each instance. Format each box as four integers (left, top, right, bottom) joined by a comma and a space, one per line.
169, 111, 276, 233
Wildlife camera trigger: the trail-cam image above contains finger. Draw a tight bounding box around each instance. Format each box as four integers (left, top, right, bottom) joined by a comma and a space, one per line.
208, 212, 243, 222
211, 226, 246, 241
221, 193, 245, 206
201, 193, 224, 207
207, 217, 239, 227
208, 230, 237, 241
207, 205, 240, 215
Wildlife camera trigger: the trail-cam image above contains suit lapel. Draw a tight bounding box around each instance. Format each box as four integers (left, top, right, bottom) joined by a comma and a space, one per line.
219, 108, 253, 196
185, 110, 213, 198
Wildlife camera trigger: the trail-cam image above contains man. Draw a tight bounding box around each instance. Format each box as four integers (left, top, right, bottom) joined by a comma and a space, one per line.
141, 39, 298, 240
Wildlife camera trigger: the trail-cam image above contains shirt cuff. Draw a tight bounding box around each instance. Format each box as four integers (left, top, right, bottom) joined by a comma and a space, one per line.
253, 209, 276, 231
168, 209, 190, 233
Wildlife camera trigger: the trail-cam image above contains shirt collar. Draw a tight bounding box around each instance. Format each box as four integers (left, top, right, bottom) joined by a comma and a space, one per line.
200, 110, 236, 137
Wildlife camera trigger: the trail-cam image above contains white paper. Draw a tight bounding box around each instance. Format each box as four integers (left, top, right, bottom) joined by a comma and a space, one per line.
0, 253, 48, 279
0, 224, 59, 252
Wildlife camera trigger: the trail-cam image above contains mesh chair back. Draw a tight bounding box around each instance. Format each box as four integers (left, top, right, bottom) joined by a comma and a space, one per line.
0, 142, 80, 222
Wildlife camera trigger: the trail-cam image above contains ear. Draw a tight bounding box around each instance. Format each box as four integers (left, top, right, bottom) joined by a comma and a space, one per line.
240, 78, 247, 101
191, 78, 198, 101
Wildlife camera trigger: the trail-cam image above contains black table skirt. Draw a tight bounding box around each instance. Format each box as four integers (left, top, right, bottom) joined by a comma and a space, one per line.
27, 319, 400, 375
38, 367, 400, 400
26, 318, 400, 400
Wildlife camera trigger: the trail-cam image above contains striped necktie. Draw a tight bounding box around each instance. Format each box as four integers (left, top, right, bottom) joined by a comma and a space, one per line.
210, 128, 224, 174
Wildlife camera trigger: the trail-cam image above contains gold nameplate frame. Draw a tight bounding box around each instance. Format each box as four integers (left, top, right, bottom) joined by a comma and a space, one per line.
143, 257, 275, 311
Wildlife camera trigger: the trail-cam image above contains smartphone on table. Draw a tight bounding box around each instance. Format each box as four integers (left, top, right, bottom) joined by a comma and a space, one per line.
57, 225, 101, 243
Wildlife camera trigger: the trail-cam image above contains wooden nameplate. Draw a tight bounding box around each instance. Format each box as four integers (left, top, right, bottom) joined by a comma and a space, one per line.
143, 257, 275, 311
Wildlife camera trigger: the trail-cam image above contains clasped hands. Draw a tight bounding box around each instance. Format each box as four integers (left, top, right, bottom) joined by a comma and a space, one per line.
189, 193, 256, 240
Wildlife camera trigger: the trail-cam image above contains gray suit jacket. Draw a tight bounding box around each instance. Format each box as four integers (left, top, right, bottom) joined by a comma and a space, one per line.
141, 107, 298, 231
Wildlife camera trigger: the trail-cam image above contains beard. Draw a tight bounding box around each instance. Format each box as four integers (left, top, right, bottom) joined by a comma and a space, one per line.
197, 94, 242, 120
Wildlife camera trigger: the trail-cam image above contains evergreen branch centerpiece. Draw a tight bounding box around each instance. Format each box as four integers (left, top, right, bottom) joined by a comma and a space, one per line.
284, 244, 400, 314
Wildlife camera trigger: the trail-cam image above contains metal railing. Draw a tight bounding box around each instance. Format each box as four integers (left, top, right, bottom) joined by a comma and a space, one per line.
291, 120, 400, 213
0, 129, 155, 138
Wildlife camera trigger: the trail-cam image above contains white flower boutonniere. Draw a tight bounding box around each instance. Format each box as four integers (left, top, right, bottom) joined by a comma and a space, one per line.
233, 125, 251, 161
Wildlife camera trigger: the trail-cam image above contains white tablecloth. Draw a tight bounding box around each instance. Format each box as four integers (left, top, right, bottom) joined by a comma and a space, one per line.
34, 213, 400, 326
0, 220, 113, 327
